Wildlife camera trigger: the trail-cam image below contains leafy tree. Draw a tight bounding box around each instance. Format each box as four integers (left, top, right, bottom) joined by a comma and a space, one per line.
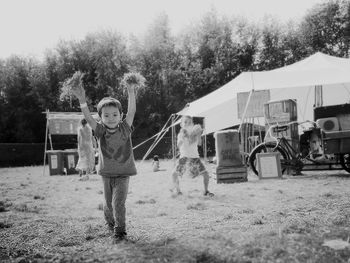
84, 30, 130, 101
256, 16, 286, 70
280, 21, 309, 65
300, 0, 350, 57
130, 13, 179, 138
0, 56, 44, 142
231, 17, 259, 71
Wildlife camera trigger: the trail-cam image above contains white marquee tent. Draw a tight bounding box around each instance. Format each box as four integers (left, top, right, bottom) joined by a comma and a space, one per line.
178, 52, 350, 134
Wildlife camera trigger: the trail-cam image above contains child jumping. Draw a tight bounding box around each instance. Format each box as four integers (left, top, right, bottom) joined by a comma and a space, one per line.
171, 115, 214, 197
72, 81, 137, 243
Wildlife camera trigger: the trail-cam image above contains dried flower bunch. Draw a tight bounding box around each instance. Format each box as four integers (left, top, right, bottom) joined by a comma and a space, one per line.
59, 71, 84, 101
191, 124, 203, 136
121, 72, 146, 93
189, 124, 203, 143
183, 124, 203, 144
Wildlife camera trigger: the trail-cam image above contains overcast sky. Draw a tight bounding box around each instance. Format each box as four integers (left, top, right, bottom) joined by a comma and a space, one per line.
0, 0, 325, 60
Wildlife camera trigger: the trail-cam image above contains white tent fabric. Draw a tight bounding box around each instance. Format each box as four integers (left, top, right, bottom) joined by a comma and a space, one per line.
178, 52, 350, 134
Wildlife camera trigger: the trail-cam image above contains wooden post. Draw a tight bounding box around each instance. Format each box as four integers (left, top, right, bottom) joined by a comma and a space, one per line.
42, 109, 50, 176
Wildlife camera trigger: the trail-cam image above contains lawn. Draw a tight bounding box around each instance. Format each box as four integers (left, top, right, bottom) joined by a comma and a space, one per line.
1, 159, 350, 262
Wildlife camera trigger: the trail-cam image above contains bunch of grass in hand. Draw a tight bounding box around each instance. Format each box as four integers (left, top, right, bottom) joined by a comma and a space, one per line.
59, 71, 84, 101
121, 72, 146, 95
189, 124, 203, 144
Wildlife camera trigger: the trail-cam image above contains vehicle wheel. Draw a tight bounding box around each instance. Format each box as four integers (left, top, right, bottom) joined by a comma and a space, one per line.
248, 142, 289, 176
340, 153, 350, 173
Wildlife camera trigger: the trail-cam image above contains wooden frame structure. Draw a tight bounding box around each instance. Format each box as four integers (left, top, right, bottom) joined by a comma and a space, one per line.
42, 110, 99, 175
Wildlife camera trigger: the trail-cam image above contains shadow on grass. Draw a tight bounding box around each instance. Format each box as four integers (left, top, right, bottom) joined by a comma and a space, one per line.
87, 238, 231, 263
328, 173, 350, 178
1, 241, 232, 263
287, 172, 350, 180
3, 220, 350, 263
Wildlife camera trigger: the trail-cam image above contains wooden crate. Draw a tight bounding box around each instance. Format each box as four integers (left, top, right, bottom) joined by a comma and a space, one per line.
214, 130, 242, 167
216, 166, 248, 184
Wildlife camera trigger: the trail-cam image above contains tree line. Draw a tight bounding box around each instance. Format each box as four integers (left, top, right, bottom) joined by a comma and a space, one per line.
1, 0, 350, 143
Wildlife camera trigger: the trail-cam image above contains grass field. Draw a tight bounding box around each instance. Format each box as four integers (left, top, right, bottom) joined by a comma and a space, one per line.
1, 159, 350, 262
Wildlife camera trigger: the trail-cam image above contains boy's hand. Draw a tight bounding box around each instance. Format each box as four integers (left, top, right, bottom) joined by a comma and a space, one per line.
192, 124, 203, 136
71, 84, 86, 102
126, 83, 137, 94
125, 80, 137, 128
181, 129, 189, 138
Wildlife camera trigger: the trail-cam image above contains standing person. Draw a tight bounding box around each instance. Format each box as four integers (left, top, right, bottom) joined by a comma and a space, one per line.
71, 82, 137, 243
171, 115, 214, 197
76, 118, 96, 177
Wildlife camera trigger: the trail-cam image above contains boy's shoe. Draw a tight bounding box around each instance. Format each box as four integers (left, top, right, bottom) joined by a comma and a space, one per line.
113, 231, 127, 244
204, 190, 214, 197
106, 223, 114, 232
170, 188, 183, 196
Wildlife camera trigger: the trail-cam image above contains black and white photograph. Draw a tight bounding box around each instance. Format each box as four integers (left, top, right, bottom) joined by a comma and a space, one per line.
2, 0, 350, 262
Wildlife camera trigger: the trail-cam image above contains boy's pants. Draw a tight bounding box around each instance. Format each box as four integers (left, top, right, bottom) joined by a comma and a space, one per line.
102, 176, 130, 233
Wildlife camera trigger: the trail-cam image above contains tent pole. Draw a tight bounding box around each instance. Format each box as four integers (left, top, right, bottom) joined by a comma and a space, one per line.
42, 109, 49, 176
204, 134, 207, 162
238, 89, 254, 133
238, 89, 254, 158
49, 134, 53, 150
257, 117, 262, 145
314, 85, 323, 108
133, 113, 181, 151
142, 127, 168, 162
171, 114, 176, 165
247, 118, 250, 153
141, 114, 173, 162
48, 110, 53, 150
248, 117, 255, 154
203, 118, 207, 162
246, 118, 249, 153
239, 72, 255, 134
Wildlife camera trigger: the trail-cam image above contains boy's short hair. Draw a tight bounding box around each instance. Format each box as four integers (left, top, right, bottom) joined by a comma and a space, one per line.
97, 97, 122, 116
180, 115, 193, 127
182, 115, 192, 121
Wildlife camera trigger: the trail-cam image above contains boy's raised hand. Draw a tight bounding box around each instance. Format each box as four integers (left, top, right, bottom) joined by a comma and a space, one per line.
71, 83, 86, 102
125, 81, 137, 127
126, 83, 137, 94
121, 72, 145, 97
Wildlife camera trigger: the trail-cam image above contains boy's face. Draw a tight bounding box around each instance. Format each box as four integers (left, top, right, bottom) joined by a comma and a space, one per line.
101, 106, 122, 128
181, 117, 193, 129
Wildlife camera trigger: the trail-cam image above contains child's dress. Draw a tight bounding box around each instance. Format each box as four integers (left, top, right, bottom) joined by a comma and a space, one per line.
152, 155, 160, 172
76, 125, 95, 174
152, 160, 160, 172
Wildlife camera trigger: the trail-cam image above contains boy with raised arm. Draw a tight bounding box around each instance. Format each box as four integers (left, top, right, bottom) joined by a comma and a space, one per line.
171, 115, 214, 197
72, 81, 137, 243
